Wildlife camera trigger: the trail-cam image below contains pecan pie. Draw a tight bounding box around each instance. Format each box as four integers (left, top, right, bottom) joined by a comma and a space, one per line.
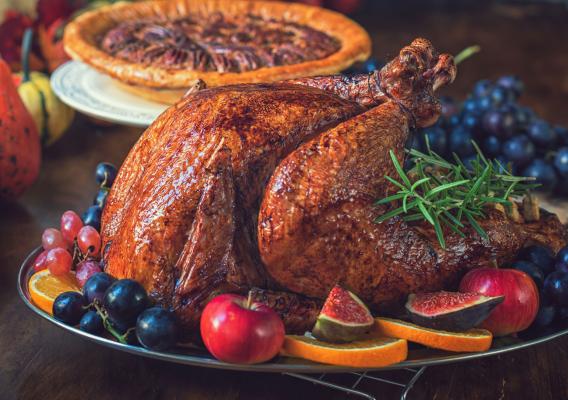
64, 0, 371, 103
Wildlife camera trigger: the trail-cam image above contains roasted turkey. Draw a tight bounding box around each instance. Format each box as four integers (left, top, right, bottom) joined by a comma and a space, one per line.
101, 39, 567, 335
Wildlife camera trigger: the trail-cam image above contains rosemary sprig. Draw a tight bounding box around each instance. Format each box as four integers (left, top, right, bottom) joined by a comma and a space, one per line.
374, 142, 538, 248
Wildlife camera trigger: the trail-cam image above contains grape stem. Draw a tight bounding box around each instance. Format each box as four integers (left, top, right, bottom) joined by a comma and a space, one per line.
102, 172, 110, 189
93, 301, 131, 344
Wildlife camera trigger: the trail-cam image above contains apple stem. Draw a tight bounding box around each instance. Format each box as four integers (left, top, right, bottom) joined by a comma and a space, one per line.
246, 291, 253, 310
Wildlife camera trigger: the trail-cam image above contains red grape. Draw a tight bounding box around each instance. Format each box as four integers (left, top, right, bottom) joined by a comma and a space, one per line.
46, 248, 73, 276
42, 228, 67, 250
33, 249, 50, 272
60, 210, 83, 244
77, 226, 101, 257
76, 260, 102, 287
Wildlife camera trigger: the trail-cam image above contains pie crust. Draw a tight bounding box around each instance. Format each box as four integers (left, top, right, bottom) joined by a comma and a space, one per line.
63, 0, 372, 103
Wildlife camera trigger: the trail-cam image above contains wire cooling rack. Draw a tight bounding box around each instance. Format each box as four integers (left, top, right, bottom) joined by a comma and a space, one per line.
283, 367, 427, 400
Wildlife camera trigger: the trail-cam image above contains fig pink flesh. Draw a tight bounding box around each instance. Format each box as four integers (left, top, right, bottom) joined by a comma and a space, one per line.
409, 291, 489, 316
320, 286, 373, 324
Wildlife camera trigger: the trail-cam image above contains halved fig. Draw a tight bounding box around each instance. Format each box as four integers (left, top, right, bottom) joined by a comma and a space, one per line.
406, 291, 504, 332
312, 285, 374, 343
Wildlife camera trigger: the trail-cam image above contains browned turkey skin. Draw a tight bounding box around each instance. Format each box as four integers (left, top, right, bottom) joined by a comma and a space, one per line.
101, 39, 567, 335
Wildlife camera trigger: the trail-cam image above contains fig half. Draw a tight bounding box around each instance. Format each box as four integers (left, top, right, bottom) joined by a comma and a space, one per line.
406, 291, 504, 332
312, 285, 374, 343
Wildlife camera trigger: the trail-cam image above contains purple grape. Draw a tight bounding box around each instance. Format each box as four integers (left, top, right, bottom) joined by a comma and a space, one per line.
543, 271, 568, 307
482, 135, 501, 158
103, 279, 149, 324
449, 126, 475, 157
482, 110, 502, 135
555, 125, 568, 145
82, 205, 102, 232
554, 147, 568, 177
93, 187, 110, 209
472, 79, 492, 98
462, 99, 480, 115
83, 272, 116, 303
528, 120, 557, 148
519, 245, 556, 275
136, 307, 178, 351
361, 57, 383, 73
422, 126, 447, 154
448, 113, 461, 127
511, 260, 544, 288
489, 86, 512, 106
95, 162, 118, 188
498, 106, 518, 138
532, 305, 556, 328
496, 75, 524, 98
462, 113, 479, 131
514, 106, 533, 130
522, 159, 558, 191
53, 292, 87, 326
440, 96, 459, 118
556, 246, 568, 273
80, 310, 104, 334
503, 135, 535, 165
476, 96, 493, 112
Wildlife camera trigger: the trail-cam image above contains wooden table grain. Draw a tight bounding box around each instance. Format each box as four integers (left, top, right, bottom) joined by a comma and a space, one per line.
2, 3, 568, 399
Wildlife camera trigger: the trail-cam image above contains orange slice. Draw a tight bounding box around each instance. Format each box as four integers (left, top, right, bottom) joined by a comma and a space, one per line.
28, 270, 80, 314
375, 317, 493, 352
281, 334, 408, 368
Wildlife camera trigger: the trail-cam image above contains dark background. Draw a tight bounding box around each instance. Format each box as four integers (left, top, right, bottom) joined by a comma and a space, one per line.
1, 1, 568, 399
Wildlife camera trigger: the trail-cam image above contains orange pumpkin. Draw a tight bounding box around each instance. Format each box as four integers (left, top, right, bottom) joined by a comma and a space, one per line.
0, 35, 41, 200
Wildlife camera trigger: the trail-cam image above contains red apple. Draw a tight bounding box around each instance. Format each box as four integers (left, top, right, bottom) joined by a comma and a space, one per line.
200, 293, 285, 364
459, 268, 539, 337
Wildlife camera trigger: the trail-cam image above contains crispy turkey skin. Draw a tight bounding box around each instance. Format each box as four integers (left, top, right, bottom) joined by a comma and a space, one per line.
101, 39, 567, 335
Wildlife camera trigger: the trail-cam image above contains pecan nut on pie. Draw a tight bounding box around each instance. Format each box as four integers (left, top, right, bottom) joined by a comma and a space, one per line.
63, 0, 372, 104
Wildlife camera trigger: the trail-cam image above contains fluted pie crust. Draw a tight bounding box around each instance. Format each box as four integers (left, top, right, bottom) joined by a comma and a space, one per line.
64, 0, 372, 103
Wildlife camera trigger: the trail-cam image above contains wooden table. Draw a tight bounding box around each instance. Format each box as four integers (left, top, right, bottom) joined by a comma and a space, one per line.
2, 3, 568, 399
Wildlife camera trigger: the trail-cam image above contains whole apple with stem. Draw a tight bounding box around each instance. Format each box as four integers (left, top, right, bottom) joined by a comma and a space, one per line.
200, 293, 285, 364
460, 268, 539, 336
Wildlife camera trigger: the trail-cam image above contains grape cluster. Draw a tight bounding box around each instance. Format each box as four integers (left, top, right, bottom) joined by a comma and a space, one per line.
82, 162, 118, 231
42, 161, 178, 351
510, 245, 568, 329
410, 76, 568, 195
55, 274, 178, 351
34, 210, 103, 285
33, 162, 118, 285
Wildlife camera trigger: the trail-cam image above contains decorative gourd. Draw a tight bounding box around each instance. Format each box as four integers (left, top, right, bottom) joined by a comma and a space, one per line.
14, 28, 74, 146
0, 50, 41, 200
38, 18, 71, 73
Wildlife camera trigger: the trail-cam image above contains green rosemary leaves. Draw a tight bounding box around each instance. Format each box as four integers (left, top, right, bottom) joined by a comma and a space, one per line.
374, 143, 537, 249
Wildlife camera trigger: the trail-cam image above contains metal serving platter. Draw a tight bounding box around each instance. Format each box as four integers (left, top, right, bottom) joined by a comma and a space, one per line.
18, 247, 568, 374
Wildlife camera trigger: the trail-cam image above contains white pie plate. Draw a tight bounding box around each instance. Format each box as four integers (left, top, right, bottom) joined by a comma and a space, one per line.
50, 61, 168, 127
